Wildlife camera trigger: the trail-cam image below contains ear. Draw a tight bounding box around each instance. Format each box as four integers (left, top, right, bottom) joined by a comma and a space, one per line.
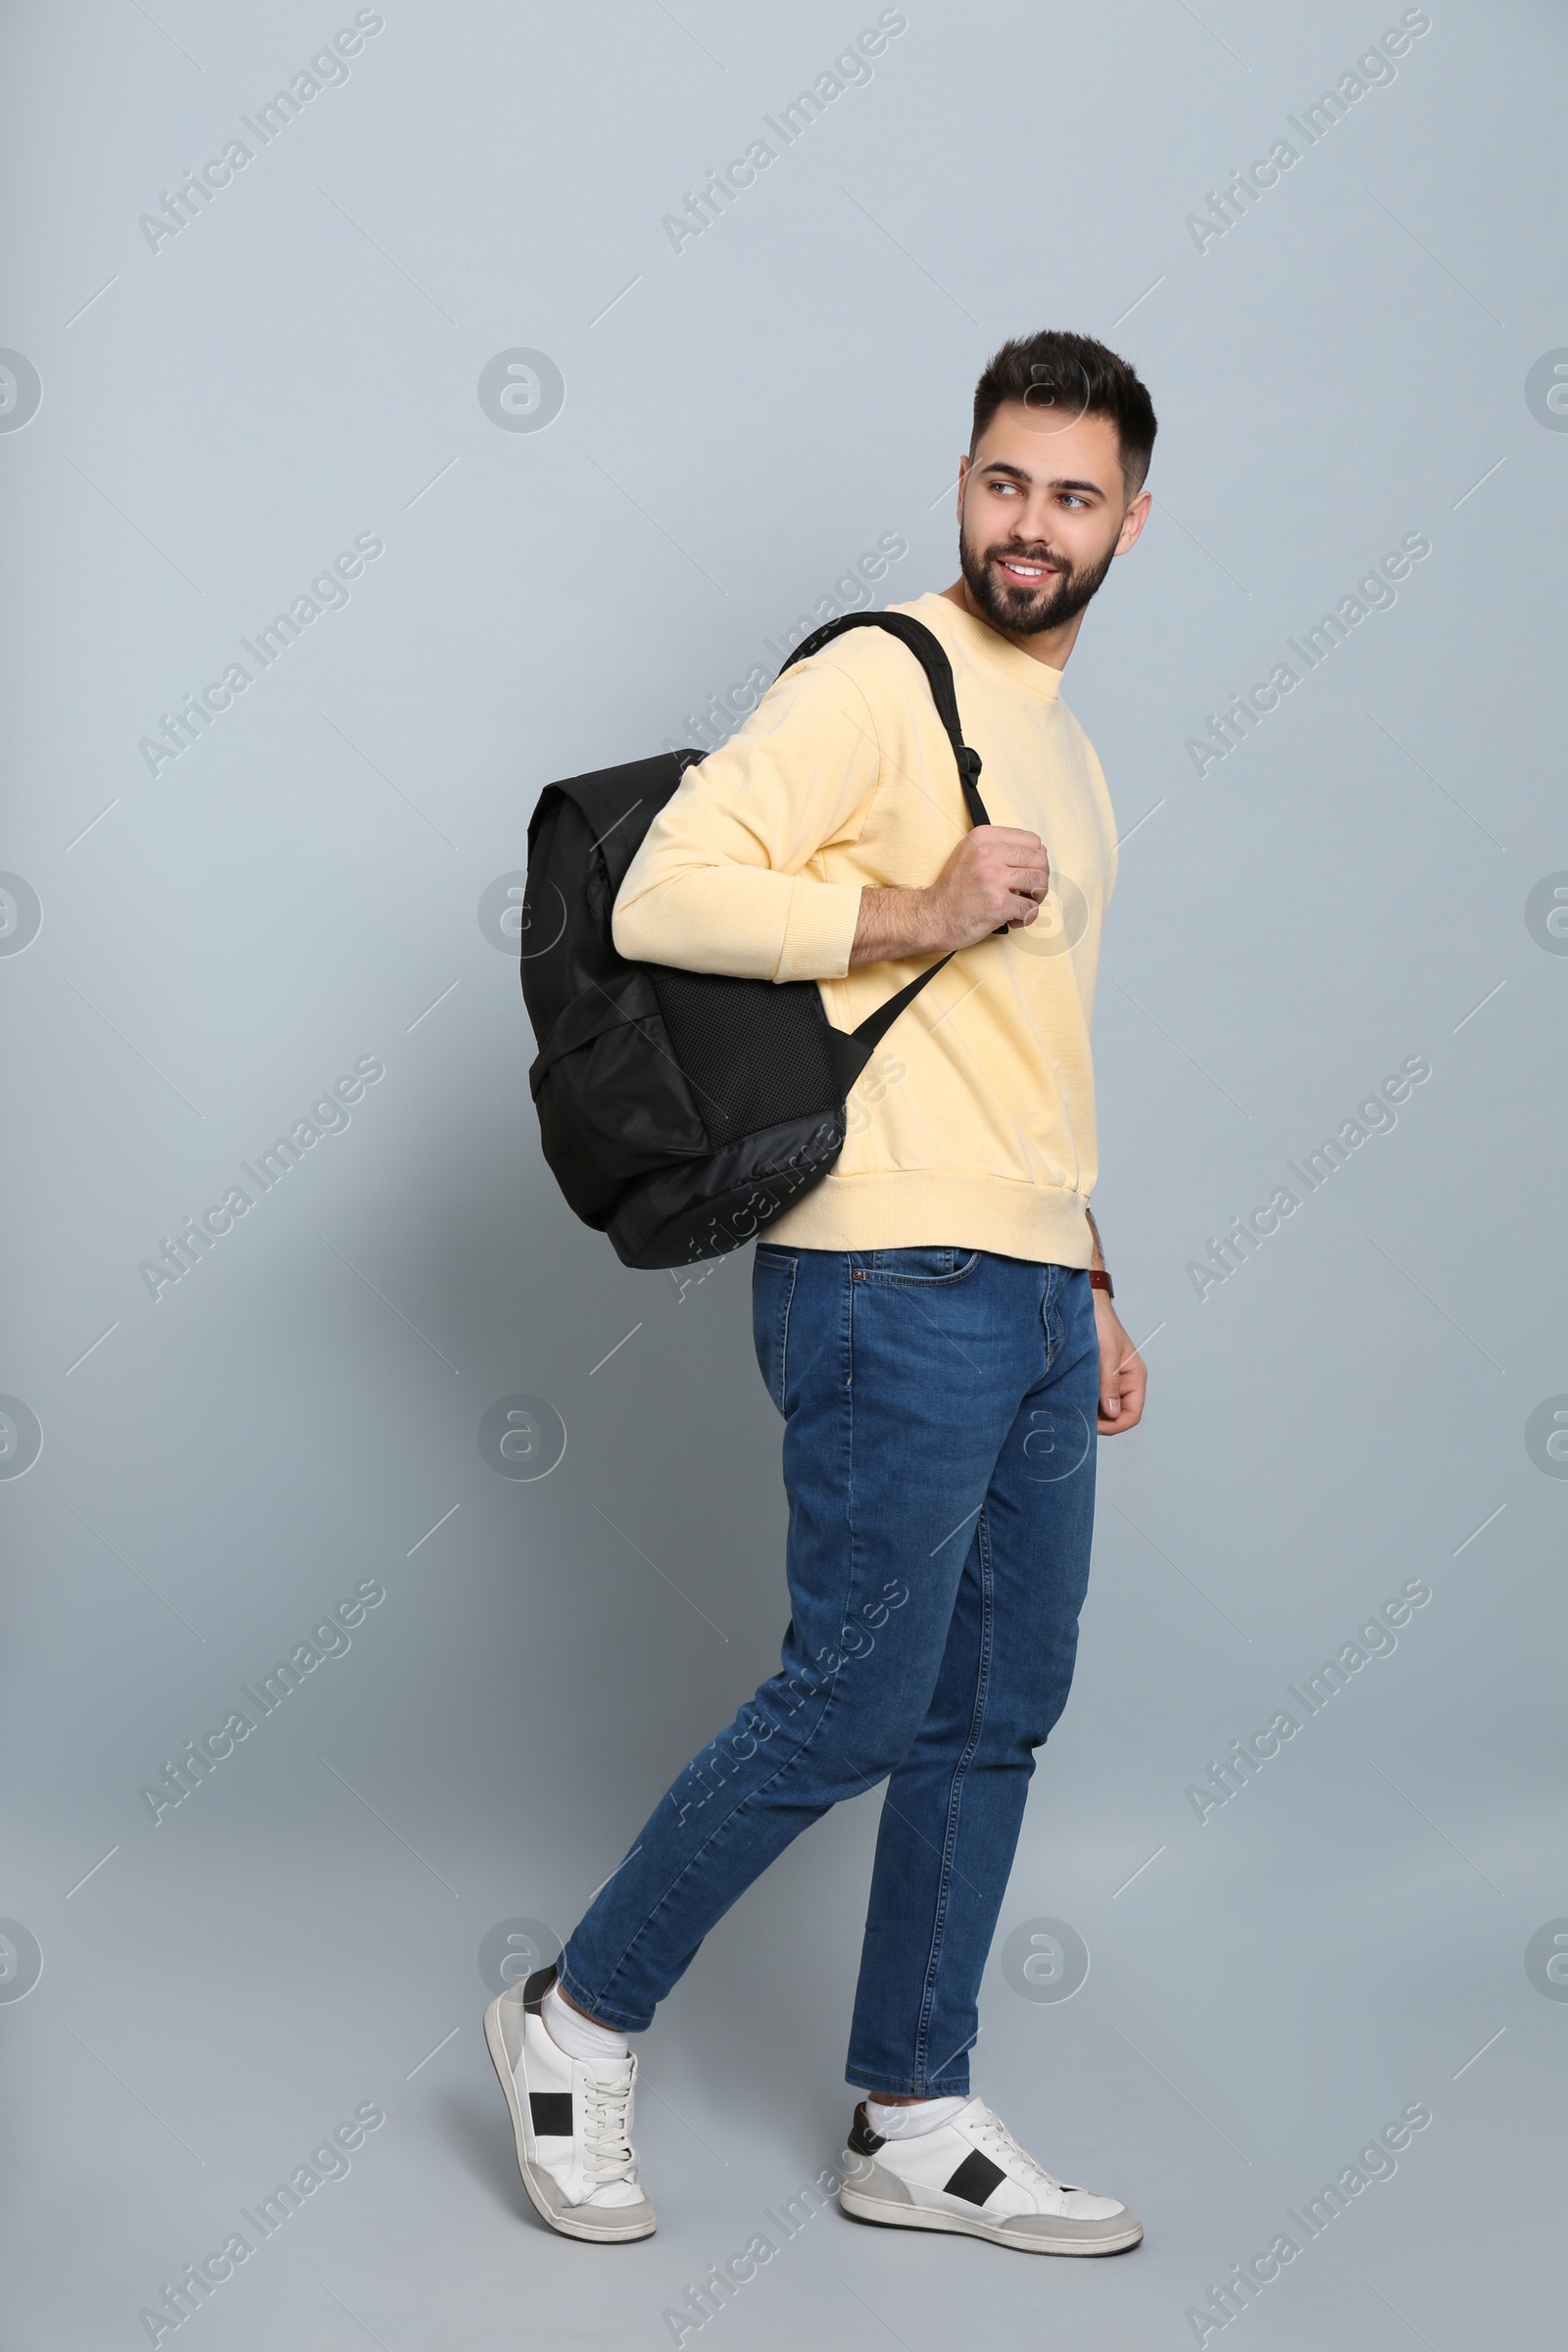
1114, 488, 1152, 556
955, 453, 972, 522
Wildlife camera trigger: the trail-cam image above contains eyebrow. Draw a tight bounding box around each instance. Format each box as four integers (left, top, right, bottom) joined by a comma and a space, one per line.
977, 461, 1106, 497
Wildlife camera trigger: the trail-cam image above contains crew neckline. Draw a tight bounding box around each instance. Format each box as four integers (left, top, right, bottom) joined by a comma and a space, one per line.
900, 590, 1063, 700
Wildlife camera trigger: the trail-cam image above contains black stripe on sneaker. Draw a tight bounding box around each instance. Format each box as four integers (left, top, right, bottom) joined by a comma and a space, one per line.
848, 2105, 886, 2157
529, 2091, 573, 2137
944, 2149, 1007, 2206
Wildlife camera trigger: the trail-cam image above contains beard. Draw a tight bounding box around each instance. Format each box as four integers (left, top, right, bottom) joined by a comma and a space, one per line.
958, 522, 1117, 637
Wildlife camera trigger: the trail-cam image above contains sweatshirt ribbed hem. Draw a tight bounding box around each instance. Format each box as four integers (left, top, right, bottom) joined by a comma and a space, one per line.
763, 1171, 1094, 1266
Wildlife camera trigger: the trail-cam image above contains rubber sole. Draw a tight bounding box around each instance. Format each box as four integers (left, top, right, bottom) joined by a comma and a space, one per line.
839, 2182, 1144, 2256
482, 1994, 657, 2243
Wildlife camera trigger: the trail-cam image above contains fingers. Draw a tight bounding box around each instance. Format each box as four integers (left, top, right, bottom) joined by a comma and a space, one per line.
1001, 843, 1052, 886
934, 829, 1053, 948
995, 839, 1050, 900
1099, 1348, 1147, 1435
969, 844, 1048, 904
969, 830, 1049, 877
1095, 1305, 1145, 1433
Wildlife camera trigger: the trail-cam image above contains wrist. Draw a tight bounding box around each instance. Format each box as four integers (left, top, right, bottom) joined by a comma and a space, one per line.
907, 884, 945, 954
854, 882, 943, 964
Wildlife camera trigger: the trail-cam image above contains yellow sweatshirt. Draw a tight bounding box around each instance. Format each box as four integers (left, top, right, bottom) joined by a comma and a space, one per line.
612, 591, 1117, 1266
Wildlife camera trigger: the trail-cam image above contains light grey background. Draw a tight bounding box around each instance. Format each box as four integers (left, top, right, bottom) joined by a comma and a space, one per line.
2, 2, 1565, 2346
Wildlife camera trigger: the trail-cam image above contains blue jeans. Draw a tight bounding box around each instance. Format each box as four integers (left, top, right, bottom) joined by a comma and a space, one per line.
558, 1245, 1101, 2096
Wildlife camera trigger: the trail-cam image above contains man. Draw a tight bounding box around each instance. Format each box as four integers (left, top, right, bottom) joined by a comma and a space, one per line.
485, 329, 1155, 2254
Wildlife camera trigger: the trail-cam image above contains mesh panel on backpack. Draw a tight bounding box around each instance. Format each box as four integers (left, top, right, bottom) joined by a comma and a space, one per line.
649, 967, 842, 1149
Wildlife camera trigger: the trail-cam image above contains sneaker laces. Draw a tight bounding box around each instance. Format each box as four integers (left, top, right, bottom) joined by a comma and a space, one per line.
580, 2061, 638, 2188
971, 2104, 1063, 2193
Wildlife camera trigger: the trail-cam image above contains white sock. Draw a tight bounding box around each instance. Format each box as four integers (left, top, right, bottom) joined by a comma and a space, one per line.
865, 2093, 969, 2139
543, 1980, 630, 2063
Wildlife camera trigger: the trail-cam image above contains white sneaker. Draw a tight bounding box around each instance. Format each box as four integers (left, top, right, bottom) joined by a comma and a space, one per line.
483, 1965, 656, 2241
839, 2097, 1142, 2255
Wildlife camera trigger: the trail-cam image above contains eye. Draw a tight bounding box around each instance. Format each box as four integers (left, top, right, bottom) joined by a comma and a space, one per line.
1058, 493, 1088, 510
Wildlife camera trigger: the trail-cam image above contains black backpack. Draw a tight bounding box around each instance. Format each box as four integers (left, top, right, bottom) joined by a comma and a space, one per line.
520, 611, 996, 1270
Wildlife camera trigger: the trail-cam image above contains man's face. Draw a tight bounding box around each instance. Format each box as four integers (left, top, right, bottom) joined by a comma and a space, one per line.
956, 400, 1149, 638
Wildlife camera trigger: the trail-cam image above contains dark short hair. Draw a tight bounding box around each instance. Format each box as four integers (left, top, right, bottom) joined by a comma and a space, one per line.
970, 331, 1157, 494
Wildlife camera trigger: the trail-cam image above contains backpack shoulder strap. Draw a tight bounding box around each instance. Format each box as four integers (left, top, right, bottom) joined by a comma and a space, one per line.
776, 611, 992, 828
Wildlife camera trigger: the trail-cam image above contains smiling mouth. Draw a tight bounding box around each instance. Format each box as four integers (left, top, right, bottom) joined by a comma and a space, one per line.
995, 555, 1058, 584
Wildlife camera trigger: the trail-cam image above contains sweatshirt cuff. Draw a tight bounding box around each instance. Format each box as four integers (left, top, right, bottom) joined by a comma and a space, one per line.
775, 877, 863, 982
